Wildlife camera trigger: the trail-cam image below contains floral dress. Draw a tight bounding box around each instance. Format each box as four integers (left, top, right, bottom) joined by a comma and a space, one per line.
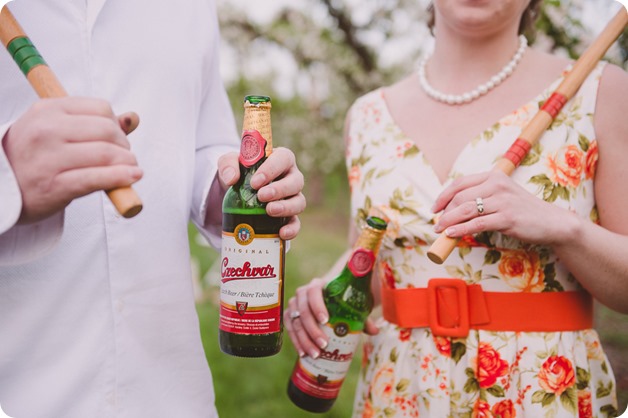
346, 62, 618, 418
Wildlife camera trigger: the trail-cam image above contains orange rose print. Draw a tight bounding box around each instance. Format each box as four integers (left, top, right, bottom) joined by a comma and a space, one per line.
362, 399, 374, 418
537, 355, 575, 396
547, 144, 584, 188
498, 249, 545, 292
433, 335, 451, 357
394, 395, 419, 418
475, 342, 509, 388
472, 399, 494, 418
382, 262, 396, 289
583, 330, 605, 361
584, 140, 598, 180
399, 328, 411, 342
459, 235, 482, 248
501, 103, 535, 128
491, 399, 516, 418
371, 366, 395, 401
577, 390, 593, 418
349, 165, 361, 191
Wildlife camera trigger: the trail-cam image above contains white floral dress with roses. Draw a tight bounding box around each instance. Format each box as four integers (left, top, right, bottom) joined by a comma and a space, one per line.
346, 62, 618, 418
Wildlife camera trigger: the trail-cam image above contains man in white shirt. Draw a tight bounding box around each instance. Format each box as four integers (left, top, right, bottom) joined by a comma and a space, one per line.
0, 0, 305, 417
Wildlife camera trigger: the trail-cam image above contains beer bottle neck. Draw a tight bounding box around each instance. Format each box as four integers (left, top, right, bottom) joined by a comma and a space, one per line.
353, 225, 385, 256
242, 104, 273, 157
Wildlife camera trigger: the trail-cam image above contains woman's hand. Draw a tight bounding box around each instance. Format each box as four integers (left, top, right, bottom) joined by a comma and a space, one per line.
432, 170, 578, 246
284, 277, 380, 359
284, 278, 329, 359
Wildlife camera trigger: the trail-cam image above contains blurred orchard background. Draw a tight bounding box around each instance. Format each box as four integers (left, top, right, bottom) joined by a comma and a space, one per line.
189, 1, 628, 417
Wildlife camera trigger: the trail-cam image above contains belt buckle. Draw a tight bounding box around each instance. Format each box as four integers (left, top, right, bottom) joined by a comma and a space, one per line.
427, 278, 470, 338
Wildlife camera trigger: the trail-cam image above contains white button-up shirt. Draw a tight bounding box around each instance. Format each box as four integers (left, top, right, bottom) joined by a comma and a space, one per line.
0, 0, 238, 416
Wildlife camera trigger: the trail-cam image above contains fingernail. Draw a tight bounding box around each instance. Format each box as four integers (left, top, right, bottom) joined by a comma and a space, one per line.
433, 223, 443, 233
258, 186, 276, 201
298, 350, 306, 358
445, 227, 456, 237
267, 202, 284, 216
129, 167, 143, 179
221, 167, 236, 184
309, 349, 319, 359
252, 173, 267, 189
280, 226, 293, 238
318, 314, 328, 324
317, 338, 328, 349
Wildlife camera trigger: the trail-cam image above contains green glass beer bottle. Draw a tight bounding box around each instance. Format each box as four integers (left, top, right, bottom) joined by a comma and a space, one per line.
219, 95, 286, 357
287, 216, 387, 412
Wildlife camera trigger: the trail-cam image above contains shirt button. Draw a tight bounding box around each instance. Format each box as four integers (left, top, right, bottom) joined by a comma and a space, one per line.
106, 390, 116, 405
115, 299, 124, 313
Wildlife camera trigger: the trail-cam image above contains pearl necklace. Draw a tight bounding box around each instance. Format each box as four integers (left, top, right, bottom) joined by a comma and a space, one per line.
418, 35, 528, 105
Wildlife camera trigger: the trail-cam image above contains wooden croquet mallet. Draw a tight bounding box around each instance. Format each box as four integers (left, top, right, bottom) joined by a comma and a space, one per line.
427, 6, 628, 265
0, 5, 143, 218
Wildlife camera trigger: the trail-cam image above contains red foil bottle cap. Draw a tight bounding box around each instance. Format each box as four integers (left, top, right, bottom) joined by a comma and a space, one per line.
239, 129, 267, 167
347, 248, 375, 277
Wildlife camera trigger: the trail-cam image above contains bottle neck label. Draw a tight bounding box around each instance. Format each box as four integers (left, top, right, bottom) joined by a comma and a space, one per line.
347, 248, 375, 278
239, 129, 267, 168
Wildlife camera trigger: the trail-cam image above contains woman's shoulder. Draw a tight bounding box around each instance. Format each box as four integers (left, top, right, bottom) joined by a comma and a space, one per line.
598, 62, 628, 100
594, 62, 628, 140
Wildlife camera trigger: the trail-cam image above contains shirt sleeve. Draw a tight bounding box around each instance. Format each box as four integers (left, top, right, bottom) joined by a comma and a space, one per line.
0, 121, 64, 266
0, 121, 22, 235
189, 1, 239, 249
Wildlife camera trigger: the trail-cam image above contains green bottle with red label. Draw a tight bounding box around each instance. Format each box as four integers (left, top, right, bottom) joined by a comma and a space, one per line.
287, 216, 387, 412
219, 95, 286, 357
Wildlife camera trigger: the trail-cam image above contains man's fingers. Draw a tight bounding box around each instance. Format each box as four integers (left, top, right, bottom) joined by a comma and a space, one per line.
55, 97, 117, 119
250, 147, 296, 189
217, 152, 240, 188
57, 114, 130, 149
279, 215, 301, 241
56, 142, 138, 171
53, 165, 143, 200
266, 192, 306, 218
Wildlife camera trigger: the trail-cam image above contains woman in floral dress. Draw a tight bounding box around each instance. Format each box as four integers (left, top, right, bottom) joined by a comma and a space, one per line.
285, 0, 628, 417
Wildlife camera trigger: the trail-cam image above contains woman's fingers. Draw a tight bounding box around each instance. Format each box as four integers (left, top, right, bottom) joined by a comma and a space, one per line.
432, 172, 491, 213
285, 278, 329, 358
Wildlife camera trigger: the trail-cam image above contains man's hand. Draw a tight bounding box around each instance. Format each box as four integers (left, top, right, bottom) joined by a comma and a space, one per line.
2, 97, 143, 224
217, 146, 306, 240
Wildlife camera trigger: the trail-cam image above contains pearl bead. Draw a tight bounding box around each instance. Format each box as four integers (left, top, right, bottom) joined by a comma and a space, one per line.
418, 35, 528, 106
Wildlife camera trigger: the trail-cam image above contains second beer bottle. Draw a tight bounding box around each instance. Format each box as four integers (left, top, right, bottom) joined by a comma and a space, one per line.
219, 95, 286, 357
287, 216, 388, 412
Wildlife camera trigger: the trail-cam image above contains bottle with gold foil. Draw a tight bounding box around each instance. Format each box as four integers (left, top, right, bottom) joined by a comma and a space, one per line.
220, 95, 286, 357
287, 216, 387, 412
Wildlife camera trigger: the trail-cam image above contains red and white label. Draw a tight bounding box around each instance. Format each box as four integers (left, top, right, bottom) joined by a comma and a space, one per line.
290, 321, 360, 399
220, 224, 284, 335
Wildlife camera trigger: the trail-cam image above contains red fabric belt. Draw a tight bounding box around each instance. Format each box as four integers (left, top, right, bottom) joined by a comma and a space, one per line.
381, 278, 593, 337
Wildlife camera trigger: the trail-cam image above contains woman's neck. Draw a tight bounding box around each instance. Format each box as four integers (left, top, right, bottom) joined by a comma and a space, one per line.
427, 29, 523, 94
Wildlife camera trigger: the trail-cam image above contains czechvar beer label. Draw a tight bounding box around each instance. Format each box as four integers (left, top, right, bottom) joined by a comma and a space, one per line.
220, 223, 284, 335
290, 321, 361, 399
